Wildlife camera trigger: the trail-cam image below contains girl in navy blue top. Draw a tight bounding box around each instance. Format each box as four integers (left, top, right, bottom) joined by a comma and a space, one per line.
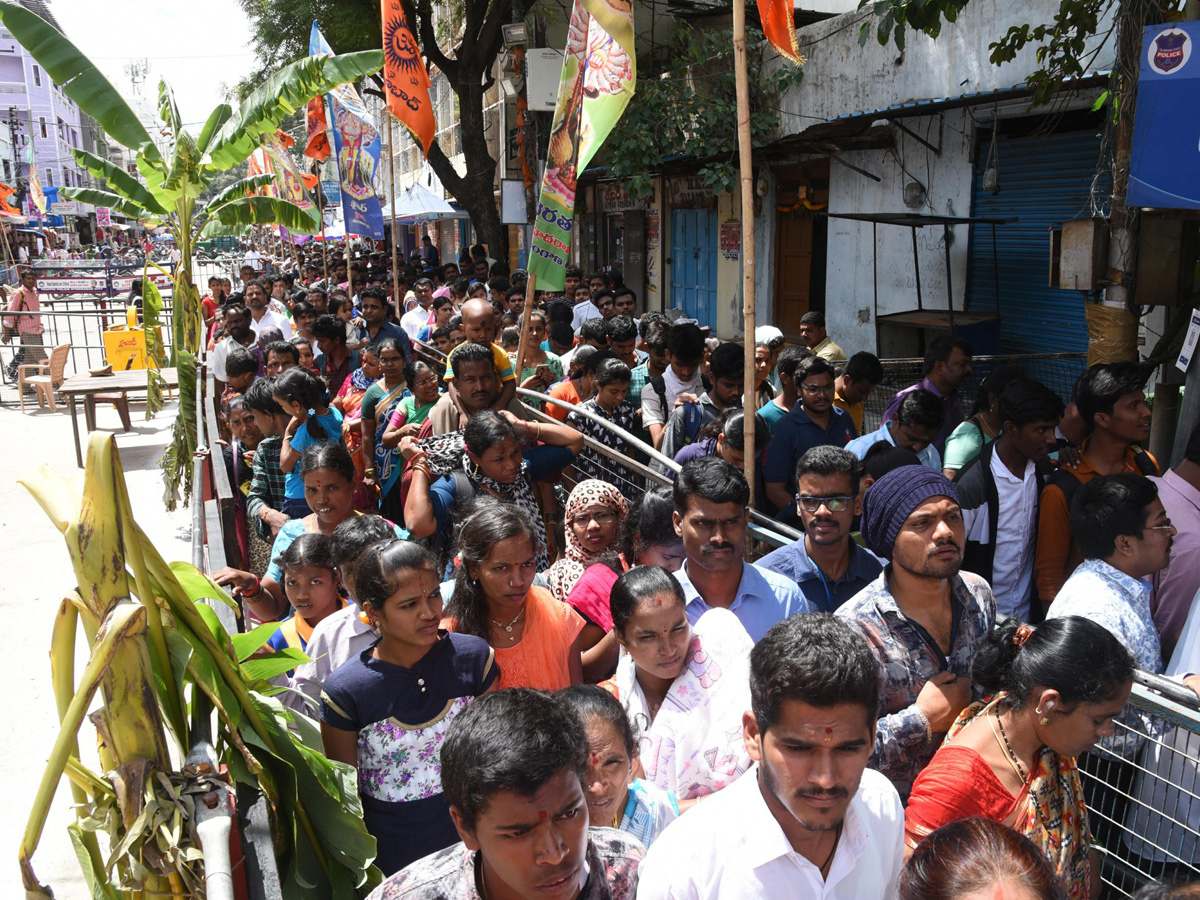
319, 540, 498, 875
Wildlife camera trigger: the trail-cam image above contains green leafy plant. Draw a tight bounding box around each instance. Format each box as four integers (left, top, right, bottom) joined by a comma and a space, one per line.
0, 0, 383, 508
602, 22, 803, 197
20, 433, 379, 899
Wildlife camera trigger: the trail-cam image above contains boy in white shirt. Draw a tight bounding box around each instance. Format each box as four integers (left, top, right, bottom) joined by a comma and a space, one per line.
641, 321, 706, 450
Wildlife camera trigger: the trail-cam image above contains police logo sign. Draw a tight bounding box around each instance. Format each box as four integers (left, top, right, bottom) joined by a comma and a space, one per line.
1149, 28, 1191, 75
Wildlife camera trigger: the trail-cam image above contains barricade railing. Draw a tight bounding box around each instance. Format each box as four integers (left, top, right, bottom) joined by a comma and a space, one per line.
515, 385, 803, 553
1083, 680, 1200, 896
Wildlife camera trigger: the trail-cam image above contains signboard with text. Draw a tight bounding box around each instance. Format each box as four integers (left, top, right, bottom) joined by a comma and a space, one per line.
1129, 21, 1200, 208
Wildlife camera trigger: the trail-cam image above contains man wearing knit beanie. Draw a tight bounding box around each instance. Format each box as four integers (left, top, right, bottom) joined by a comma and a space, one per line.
835, 465, 997, 801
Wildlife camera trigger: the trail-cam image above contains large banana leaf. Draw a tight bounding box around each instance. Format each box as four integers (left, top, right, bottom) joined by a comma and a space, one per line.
0, 2, 158, 162
196, 219, 253, 240
197, 104, 232, 156
204, 174, 279, 214
60, 187, 156, 222
207, 50, 383, 170
207, 196, 320, 233
71, 149, 169, 216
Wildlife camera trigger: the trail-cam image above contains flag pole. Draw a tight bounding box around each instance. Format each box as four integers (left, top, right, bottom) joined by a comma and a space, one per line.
733, 0, 757, 505
386, 115, 401, 330
516, 272, 537, 381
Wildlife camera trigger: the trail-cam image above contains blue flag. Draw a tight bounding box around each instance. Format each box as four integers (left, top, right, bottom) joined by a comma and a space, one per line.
310, 21, 384, 239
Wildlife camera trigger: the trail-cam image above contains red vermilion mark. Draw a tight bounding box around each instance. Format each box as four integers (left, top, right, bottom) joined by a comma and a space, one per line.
825, 728, 833, 734
538, 810, 548, 820
655, 597, 662, 606
591, 754, 599, 765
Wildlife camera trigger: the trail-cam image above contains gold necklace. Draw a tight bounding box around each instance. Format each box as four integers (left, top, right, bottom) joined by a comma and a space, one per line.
489, 607, 525, 642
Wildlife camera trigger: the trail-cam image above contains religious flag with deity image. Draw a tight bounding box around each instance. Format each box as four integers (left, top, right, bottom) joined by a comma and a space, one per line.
25, 144, 45, 214
0, 181, 20, 216
310, 20, 384, 239
527, 0, 636, 291
757, 0, 803, 65
381, 0, 435, 154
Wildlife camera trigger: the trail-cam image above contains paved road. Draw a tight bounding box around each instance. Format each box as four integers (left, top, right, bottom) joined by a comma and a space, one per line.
0, 394, 192, 899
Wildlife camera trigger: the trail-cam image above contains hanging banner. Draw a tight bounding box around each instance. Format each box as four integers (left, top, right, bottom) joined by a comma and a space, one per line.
757, 0, 803, 65
26, 144, 45, 214
311, 21, 385, 240
381, 0, 435, 154
95, 206, 111, 227
261, 134, 318, 232
0, 180, 19, 216
527, 0, 636, 291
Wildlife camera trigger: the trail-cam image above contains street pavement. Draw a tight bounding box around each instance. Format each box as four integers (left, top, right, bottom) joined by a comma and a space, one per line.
0, 395, 192, 899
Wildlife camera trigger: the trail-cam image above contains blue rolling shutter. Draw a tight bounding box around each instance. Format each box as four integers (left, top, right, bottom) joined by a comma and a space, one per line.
967, 129, 1109, 354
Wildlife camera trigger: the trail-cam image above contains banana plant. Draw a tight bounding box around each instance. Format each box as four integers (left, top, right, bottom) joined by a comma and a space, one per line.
19, 433, 379, 899
0, 0, 383, 509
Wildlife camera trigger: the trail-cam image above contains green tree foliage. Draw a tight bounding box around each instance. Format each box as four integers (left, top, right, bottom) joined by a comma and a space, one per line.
603, 23, 803, 196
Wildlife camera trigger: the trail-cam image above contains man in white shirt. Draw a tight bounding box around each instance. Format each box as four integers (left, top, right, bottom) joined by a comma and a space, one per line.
638, 613, 904, 900
957, 378, 1063, 620
642, 322, 706, 450
245, 278, 293, 340
570, 283, 603, 332
400, 276, 435, 339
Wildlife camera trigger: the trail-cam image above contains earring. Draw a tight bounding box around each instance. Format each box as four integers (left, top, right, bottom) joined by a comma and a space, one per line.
1035, 707, 1049, 725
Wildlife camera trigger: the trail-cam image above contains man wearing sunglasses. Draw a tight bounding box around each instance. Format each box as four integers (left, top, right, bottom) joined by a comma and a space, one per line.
763, 356, 858, 513
758, 447, 884, 613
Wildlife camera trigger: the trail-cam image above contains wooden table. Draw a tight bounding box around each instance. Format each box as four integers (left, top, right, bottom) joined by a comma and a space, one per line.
59, 367, 179, 467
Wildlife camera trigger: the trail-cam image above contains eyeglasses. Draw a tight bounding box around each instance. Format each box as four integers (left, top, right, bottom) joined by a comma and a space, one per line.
801, 382, 836, 395
1149, 519, 1174, 532
798, 495, 853, 513
575, 511, 619, 526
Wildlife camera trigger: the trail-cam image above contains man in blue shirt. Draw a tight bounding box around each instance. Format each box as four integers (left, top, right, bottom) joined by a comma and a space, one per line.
672, 457, 812, 642
880, 335, 972, 457
763, 356, 857, 512
356, 286, 414, 366
758, 446, 884, 612
846, 389, 946, 472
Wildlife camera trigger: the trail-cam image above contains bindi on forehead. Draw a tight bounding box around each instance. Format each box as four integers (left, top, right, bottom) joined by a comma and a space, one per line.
538, 810, 548, 821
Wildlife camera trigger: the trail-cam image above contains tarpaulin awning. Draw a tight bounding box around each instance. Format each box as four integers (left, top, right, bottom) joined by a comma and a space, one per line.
381, 183, 469, 222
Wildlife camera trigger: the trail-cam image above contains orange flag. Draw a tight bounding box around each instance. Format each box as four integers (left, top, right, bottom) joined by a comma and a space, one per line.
305, 96, 331, 161
0, 181, 18, 215
381, 0, 435, 154
757, 0, 803, 65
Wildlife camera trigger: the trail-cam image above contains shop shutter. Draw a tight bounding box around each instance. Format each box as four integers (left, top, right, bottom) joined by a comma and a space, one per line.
967, 129, 1109, 354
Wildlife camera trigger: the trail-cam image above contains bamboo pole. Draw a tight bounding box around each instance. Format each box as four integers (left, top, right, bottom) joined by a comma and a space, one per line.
386, 116, 401, 322
516, 272, 538, 381
733, 0, 757, 504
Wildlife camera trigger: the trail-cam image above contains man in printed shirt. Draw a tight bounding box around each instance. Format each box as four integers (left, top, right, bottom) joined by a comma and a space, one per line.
836, 465, 996, 801
369, 689, 642, 900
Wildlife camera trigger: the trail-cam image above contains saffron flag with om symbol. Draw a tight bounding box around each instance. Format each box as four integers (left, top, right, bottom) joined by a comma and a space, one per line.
527, 0, 636, 291
381, 0, 435, 154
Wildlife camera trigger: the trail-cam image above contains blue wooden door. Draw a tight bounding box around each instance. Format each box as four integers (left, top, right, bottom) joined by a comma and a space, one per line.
670, 208, 718, 331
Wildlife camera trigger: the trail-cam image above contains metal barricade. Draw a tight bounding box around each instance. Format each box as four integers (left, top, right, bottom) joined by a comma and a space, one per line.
515, 385, 801, 556
860, 352, 1088, 433
1081, 676, 1200, 897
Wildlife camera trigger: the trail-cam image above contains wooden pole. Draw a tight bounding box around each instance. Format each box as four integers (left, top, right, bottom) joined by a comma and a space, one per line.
386, 115, 401, 322
516, 272, 538, 381
733, 0, 757, 504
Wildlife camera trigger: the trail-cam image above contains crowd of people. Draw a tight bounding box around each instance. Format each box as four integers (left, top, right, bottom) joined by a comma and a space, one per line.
193, 236, 1200, 900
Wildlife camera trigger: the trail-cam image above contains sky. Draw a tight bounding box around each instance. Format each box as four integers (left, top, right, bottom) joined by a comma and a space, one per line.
46, 0, 258, 138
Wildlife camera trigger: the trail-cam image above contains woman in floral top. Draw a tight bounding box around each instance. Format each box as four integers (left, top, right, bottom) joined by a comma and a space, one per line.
320, 540, 498, 875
